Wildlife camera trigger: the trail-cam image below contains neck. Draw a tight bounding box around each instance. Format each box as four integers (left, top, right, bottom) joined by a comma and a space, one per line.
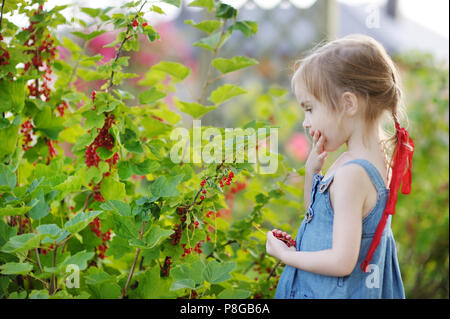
345, 122, 383, 159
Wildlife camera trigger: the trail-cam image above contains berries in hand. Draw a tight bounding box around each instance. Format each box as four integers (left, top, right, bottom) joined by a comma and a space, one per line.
272, 231, 296, 247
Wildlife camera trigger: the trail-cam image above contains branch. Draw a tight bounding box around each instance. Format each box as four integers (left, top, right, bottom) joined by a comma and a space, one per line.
120, 220, 146, 299
25, 213, 43, 274
0, 0, 5, 31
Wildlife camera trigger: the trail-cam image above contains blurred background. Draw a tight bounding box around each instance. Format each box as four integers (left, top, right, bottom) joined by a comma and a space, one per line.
7, 0, 449, 298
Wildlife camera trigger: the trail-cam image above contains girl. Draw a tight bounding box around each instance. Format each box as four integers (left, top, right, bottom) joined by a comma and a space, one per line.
266, 34, 414, 299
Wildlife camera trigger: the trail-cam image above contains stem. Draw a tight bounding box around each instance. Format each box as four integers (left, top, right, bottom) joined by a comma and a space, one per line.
120, 220, 146, 299
107, 0, 146, 92
50, 246, 58, 295
82, 192, 92, 211
267, 260, 281, 281
0, 0, 5, 31
26, 213, 43, 274
198, 19, 227, 105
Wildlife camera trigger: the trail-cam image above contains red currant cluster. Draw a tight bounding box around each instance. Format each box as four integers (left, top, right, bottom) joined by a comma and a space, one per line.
195, 179, 208, 205
20, 119, 35, 151
46, 139, 57, 164
132, 19, 148, 28
160, 256, 172, 277
91, 183, 105, 203
181, 241, 203, 258
272, 231, 296, 247
85, 114, 116, 168
89, 217, 112, 259
57, 101, 69, 117
219, 170, 234, 188
0, 47, 10, 66
170, 206, 188, 245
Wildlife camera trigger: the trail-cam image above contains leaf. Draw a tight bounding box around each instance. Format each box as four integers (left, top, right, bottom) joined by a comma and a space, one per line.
202, 260, 236, 284
229, 21, 258, 37
0, 124, 19, 161
100, 176, 126, 201
1, 233, 42, 254
188, 0, 215, 11
151, 61, 191, 82
184, 20, 221, 34
193, 30, 231, 52
61, 250, 94, 271
170, 279, 196, 290
83, 110, 105, 130
209, 84, 246, 105
64, 210, 102, 234
212, 56, 259, 74
0, 262, 33, 275
145, 225, 173, 248
36, 224, 65, 240
0, 78, 25, 113
100, 200, 131, 217
62, 37, 82, 54
29, 189, 50, 221
71, 30, 106, 42
149, 174, 184, 198
0, 164, 16, 191
160, 0, 180, 7
171, 260, 205, 285
0, 206, 31, 217
217, 288, 251, 299
117, 161, 133, 180
138, 87, 166, 105
80, 7, 102, 18
131, 159, 159, 175
215, 3, 237, 19
174, 99, 217, 119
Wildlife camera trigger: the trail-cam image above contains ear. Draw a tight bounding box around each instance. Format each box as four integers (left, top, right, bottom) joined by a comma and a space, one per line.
341, 92, 359, 117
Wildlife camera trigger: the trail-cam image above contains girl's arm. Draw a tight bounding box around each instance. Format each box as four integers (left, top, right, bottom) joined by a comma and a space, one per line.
267, 164, 368, 277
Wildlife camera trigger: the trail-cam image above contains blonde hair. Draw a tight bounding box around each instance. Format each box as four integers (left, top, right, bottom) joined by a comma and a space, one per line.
290, 34, 409, 173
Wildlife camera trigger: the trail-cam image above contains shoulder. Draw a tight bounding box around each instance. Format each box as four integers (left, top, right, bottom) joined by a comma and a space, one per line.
331, 163, 371, 208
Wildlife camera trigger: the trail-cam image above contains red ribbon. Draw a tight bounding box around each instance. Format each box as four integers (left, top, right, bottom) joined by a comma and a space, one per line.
360, 123, 414, 273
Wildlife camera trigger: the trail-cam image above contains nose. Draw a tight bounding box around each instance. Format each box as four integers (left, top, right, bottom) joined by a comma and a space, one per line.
302, 118, 311, 131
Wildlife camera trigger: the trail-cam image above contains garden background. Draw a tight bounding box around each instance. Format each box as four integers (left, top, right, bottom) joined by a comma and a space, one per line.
0, 0, 448, 299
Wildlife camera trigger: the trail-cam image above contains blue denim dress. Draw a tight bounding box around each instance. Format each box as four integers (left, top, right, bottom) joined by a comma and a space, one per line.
275, 159, 405, 299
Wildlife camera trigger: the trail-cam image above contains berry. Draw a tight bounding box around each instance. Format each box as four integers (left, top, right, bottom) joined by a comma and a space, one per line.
132, 19, 139, 27
272, 231, 296, 247
142, 22, 148, 27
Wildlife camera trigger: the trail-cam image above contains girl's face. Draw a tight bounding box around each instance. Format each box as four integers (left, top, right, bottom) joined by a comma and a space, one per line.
294, 80, 347, 152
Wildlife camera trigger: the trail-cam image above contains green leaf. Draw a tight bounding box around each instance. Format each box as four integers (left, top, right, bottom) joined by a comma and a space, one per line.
209, 84, 246, 105
80, 7, 102, 18
174, 99, 217, 119
188, 0, 215, 11
229, 21, 258, 37
0, 124, 19, 161
0, 262, 33, 275
61, 250, 94, 271
160, 0, 180, 7
145, 225, 173, 248
151, 61, 191, 82
138, 87, 166, 105
100, 200, 131, 217
1, 233, 42, 254
0, 78, 25, 113
0, 206, 31, 217
171, 260, 205, 285
131, 159, 159, 175
0, 164, 16, 191
193, 30, 231, 52
202, 260, 236, 284
64, 210, 102, 234
149, 174, 184, 198
170, 279, 195, 290
217, 288, 251, 299
29, 189, 50, 221
212, 56, 259, 74
36, 224, 65, 240
83, 110, 105, 130
215, 3, 237, 19
117, 161, 133, 180
71, 30, 106, 42
184, 20, 221, 34
96, 147, 114, 160
62, 37, 82, 54
100, 177, 126, 201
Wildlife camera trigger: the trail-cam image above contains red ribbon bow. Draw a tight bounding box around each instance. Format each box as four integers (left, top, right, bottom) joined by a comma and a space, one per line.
360, 123, 414, 273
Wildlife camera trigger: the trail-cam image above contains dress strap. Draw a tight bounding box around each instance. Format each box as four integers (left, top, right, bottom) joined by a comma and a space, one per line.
342, 159, 388, 194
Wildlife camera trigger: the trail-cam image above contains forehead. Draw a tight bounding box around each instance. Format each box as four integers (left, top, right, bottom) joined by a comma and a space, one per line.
293, 78, 315, 106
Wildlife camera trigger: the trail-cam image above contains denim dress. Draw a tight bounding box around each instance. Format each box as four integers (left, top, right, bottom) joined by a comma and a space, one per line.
275, 159, 405, 299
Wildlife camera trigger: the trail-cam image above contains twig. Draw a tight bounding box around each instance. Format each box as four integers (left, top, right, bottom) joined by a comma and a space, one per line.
0, 0, 5, 31
50, 246, 58, 295
25, 213, 43, 274
82, 192, 92, 212
267, 260, 281, 281
120, 220, 146, 299
198, 19, 228, 104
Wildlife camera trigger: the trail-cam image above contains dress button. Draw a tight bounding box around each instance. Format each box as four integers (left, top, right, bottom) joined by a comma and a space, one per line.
305, 206, 314, 223
318, 182, 328, 193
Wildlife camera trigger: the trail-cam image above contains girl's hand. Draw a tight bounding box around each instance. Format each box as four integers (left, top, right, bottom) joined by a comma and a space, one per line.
305, 129, 327, 174
266, 229, 296, 260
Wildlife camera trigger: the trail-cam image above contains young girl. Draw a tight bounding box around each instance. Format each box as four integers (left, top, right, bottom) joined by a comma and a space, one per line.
266, 34, 414, 299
